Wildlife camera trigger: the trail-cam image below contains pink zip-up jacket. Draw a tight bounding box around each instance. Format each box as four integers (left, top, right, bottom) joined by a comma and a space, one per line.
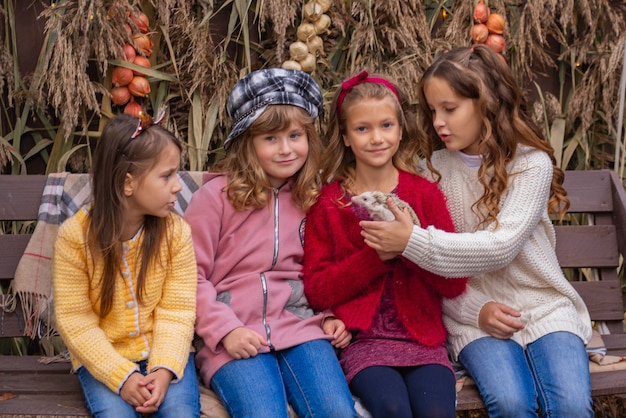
185, 173, 332, 385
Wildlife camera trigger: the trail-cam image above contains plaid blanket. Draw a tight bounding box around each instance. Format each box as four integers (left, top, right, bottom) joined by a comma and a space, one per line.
12, 171, 205, 349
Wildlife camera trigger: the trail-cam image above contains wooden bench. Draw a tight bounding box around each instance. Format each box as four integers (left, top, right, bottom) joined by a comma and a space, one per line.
1, 170, 625, 417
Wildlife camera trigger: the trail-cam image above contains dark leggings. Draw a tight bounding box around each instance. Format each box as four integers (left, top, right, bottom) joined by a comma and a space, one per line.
350, 364, 456, 418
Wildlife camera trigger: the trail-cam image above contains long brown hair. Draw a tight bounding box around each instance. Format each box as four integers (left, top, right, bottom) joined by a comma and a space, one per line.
89, 113, 183, 317
417, 46, 569, 227
214, 105, 322, 212
321, 72, 421, 193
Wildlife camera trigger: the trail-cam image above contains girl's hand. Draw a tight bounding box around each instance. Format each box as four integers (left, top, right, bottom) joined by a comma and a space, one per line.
478, 302, 525, 339
222, 327, 268, 359
322, 317, 352, 349
120, 372, 152, 408
360, 198, 413, 259
135, 369, 173, 414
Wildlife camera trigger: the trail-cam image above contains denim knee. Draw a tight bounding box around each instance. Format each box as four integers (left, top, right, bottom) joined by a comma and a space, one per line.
482, 391, 538, 418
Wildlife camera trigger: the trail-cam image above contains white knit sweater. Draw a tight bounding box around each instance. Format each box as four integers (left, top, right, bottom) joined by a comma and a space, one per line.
404, 146, 592, 359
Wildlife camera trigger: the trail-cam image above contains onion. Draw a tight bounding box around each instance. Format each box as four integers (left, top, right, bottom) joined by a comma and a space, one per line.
130, 12, 149, 34
128, 76, 151, 97
485, 34, 506, 53
473, 3, 489, 24
111, 66, 133, 86
282, 60, 302, 71
470, 23, 489, 44
314, 14, 331, 34
110, 86, 131, 106
124, 101, 144, 118
133, 34, 153, 57
132, 55, 151, 75
289, 41, 309, 61
299, 53, 317, 73
486, 13, 505, 35
297, 23, 317, 42
123, 43, 136, 61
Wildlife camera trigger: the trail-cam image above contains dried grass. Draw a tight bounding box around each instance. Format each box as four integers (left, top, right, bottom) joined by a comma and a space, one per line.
1, 0, 626, 173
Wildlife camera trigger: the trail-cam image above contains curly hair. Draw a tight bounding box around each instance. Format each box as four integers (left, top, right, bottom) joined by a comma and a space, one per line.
417, 46, 569, 227
214, 105, 322, 212
321, 72, 421, 194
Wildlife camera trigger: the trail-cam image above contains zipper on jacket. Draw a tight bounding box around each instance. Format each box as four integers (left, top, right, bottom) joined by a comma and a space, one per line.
260, 187, 280, 350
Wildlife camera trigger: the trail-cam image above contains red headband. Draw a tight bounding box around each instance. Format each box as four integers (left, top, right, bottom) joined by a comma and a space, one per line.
337, 71, 400, 118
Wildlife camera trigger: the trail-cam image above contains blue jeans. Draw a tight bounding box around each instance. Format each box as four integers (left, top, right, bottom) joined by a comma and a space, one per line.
78, 352, 200, 418
210, 339, 358, 418
458, 332, 592, 418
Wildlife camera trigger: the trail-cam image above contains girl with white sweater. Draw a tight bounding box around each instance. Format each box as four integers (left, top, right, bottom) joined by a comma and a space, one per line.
359, 46, 593, 418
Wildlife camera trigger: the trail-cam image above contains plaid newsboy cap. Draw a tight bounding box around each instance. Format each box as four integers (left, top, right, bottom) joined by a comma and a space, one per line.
224, 68, 323, 149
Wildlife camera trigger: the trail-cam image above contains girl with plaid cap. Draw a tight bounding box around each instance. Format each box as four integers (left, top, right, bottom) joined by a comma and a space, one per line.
360, 46, 593, 417
185, 68, 358, 418
53, 112, 200, 417
302, 71, 467, 418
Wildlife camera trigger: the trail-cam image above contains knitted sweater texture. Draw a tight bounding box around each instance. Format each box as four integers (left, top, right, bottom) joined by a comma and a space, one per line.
303, 170, 467, 347
403, 147, 592, 358
53, 208, 197, 393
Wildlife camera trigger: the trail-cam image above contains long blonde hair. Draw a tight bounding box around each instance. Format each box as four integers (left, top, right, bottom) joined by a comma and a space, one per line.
417, 46, 569, 227
321, 72, 421, 193
214, 105, 322, 212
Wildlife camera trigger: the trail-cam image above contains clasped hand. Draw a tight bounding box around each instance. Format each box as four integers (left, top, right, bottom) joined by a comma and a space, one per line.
360, 197, 413, 261
120, 368, 173, 414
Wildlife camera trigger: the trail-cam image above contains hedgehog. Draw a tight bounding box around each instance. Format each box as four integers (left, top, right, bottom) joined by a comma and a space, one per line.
351, 191, 420, 226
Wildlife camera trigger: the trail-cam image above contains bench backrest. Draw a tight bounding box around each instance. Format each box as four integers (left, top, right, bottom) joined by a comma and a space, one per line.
557, 170, 626, 337
1, 170, 625, 340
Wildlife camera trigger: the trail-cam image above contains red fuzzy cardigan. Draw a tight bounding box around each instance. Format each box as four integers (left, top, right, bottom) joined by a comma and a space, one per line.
303, 170, 467, 347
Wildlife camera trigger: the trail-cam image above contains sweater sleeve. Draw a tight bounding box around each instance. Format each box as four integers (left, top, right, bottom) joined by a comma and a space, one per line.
185, 185, 245, 353
53, 216, 138, 393
303, 192, 391, 310
148, 216, 197, 380
402, 153, 553, 278
403, 178, 467, 299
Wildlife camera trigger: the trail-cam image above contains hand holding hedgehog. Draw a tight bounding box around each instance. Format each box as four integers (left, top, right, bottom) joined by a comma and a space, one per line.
351, 191, 421, 226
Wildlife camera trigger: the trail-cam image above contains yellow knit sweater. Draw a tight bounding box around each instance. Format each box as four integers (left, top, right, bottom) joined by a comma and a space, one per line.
53, 208, 197, 393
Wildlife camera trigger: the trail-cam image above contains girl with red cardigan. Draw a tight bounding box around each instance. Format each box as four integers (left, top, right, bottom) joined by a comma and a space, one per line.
303, 71, 467, 418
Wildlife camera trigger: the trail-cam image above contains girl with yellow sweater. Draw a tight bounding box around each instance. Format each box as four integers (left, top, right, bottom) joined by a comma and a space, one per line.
53, 112, 200, 417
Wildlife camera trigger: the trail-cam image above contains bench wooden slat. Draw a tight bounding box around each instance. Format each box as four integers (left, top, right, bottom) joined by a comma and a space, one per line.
0, 355, 71, 373
609, 170, 626, 254
589, 370, 626, 398
570, 281, 624, 322
0, 372, 82, 394
0, 295, 25, 337
554, 225, 618, 268
600, 334, 626, 357
0, 175, 47, 221
0, 394, 89, 417
563, 170, 613, 213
